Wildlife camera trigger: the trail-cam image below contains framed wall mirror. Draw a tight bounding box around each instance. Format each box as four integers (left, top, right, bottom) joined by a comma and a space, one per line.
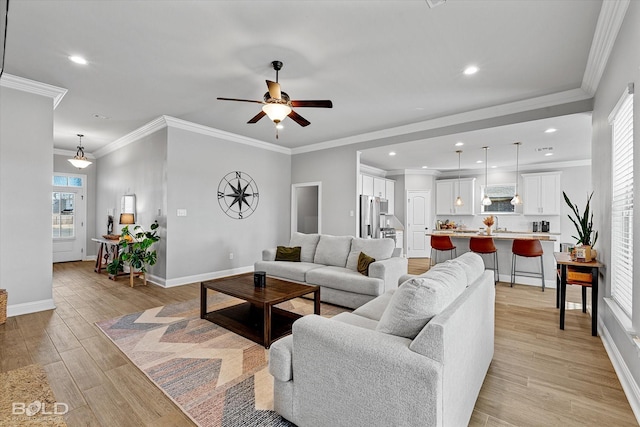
120, 194, 136, 224
480, 184, 516, 214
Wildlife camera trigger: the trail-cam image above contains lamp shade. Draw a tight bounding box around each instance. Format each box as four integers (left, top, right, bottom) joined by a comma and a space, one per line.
68, 157, 92, 169
119, 213, 135, 225
262, 103, 292, 123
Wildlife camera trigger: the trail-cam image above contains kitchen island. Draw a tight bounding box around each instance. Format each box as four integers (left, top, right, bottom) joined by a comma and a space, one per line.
428, 230, 559, 288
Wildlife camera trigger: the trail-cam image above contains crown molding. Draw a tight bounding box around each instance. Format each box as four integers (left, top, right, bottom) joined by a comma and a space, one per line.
163, 116, 291, 155
423, 159, 591, 177
582, 0, 630, 96
291, 88, 591, 155
359, 163, 387, 177
93, 115, 291, 159
0, 73, 68, 109
53, 148, 95, 159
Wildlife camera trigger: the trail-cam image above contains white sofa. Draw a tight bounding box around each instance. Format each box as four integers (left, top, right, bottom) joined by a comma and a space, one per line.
269, 252, 495, 427
255, 232, 408, 309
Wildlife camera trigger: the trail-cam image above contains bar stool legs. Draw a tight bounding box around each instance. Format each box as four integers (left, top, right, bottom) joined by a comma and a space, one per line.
511, 239, 545, 291
469, 237, 498, 284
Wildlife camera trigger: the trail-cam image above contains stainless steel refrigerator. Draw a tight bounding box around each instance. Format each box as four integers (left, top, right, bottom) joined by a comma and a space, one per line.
360, 195, 382, 238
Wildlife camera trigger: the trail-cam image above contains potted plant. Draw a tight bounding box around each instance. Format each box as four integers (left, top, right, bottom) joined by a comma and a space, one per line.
563, 191, 598, 261
107, 221, 160, 287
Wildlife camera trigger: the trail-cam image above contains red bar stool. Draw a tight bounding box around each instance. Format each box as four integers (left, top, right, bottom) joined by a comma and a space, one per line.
469, 237, 498, 284
511, 239, 545, 291
430, 235, 457, 266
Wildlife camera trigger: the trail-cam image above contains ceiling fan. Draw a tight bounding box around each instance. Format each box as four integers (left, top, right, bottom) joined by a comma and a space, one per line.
217, 60, 333, 132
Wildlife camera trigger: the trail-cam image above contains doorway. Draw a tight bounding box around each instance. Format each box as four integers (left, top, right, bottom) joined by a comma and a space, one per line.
406, 190, 431, 258
291, 182, 322, 236
52, 173, 86, 262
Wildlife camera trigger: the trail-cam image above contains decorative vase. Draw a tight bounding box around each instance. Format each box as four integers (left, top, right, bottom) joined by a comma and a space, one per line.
486, 227, 492, 236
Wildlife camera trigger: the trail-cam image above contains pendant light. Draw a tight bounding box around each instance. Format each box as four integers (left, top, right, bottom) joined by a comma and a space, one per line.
68, 134, 92, 169
454, 150, 464, 206
481, 146, 492, 206
511, 141, 523, 205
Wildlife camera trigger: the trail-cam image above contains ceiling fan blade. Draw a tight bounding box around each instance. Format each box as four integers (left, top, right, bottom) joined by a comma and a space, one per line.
217, 97, 264, 104
247, 110, 266, 124
288, 110, 311, 127
266, 80, 282, 100
291, 100, 333, 108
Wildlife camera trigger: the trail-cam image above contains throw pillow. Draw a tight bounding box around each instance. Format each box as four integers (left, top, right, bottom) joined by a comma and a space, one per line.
376, 274, 466, 339
357, 252, 376, 276
275, 246, 302, 262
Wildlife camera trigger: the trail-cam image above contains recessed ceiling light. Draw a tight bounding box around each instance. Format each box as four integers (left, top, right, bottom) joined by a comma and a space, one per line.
476, 160, 483, 164
491, 165, 497, 168
545, 152, 554, 156
421, 166, 428, 169
463, 65, 479, 75
93, 113, 110, 120
69, 55, 88, 65
389, 151, 396, 156
455, 142, 464, 147
545, 128, 557, 133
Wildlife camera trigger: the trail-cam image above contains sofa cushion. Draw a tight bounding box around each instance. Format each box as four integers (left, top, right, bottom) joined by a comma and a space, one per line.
275, 246, 301, 262
254, 260, 322, 283
290, 232, 321, 263
449, 252, 485, 285
306, 266, 384, 297
313, 235, 353, 267
352, 289, 396, 321
357, 252, 376, 276
345, 238, 395, 271
376, 267, 467, 339
331, 312, 379, 331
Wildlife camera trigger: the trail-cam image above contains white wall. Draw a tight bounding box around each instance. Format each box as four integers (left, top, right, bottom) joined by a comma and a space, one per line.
0, 86, 55, 315
591, 0, 640, 419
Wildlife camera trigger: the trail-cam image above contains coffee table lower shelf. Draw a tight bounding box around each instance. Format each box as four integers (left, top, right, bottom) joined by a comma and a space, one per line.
202, 302, 301, 348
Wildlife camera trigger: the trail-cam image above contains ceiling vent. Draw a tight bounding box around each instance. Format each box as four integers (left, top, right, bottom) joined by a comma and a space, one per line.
425, 0, 447, 8
535, 147, 554, 152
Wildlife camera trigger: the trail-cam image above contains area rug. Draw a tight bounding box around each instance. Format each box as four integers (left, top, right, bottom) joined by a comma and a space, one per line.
0, 364, 67, 427
96, 294, 348, 427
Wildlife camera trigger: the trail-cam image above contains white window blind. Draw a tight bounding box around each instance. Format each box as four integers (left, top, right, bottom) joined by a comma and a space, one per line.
609, 87, 634, 316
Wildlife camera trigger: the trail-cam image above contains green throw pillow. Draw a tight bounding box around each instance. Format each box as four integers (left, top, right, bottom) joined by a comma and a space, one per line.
357, 252, 376, 276
275, 246, 302, 262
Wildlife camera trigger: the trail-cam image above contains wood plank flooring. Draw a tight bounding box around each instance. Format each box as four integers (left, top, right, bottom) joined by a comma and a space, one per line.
0, 259, 636, 426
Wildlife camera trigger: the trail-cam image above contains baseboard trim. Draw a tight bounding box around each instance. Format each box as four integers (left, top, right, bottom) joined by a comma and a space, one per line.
84, 255, 97, 262
600, 321, 640, 424
146, 266, 254, 288
7, 299, 56, 317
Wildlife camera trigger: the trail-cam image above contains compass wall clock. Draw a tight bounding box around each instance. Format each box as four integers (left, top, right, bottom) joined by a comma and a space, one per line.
217, 171, 259, 219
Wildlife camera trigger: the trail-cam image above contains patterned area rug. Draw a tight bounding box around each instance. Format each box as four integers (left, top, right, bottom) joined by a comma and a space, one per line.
0, 364, 67, 427
96, 293, 348, 427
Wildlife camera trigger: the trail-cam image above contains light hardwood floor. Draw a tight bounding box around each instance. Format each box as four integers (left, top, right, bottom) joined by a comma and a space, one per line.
0, 259, 637, 426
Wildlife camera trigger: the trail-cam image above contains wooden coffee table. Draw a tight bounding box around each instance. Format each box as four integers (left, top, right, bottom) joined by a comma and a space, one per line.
200, 273, 320, 348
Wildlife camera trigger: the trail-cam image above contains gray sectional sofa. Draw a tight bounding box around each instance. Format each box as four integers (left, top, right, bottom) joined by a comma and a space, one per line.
269, 252, 495, 427
255, 232, 408, 309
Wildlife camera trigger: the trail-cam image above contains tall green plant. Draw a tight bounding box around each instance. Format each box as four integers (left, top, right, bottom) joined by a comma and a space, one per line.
107, 221, 160, 277
563, 191, 598, 247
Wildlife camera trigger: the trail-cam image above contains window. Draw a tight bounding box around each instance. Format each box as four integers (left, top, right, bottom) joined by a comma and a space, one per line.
480, 184, 516, 213
609, 85, 634, 316
52, 192, 75, 238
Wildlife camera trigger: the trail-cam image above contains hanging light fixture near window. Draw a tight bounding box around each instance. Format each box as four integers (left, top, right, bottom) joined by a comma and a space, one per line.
68, 134, 92, 169
511, 142, 523, 205
455, 150, 464, 206
481, 146, 492, 206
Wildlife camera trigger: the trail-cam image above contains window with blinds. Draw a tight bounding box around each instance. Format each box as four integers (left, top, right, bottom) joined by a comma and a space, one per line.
609, 86, 634, 317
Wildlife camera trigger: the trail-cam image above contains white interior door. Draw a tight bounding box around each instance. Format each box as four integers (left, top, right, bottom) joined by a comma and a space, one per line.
52, 174, 86, 263
406, 190, 431, 258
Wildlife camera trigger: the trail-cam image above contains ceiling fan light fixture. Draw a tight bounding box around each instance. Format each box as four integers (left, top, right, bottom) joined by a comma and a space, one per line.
68, 134, 92, 169
262, 103, 291, 123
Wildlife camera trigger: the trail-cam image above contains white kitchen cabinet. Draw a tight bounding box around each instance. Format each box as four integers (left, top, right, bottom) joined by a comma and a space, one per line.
385, 180, 395, 215
373, 177, 386, 198
362, 174, 374, 196
522, 172, 561, 215
436, 178, 475, 215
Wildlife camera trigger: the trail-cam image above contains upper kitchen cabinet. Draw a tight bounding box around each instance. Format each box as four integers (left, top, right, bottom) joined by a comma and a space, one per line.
362, 174, 374, 196
360, 174, 395, 214
522, 172, 562, 215
436, 178, 475, 215
373, 177, 386, 198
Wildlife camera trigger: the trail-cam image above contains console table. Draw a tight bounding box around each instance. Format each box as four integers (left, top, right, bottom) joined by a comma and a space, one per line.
92, 237, 134, 282
554, 252, 603, 336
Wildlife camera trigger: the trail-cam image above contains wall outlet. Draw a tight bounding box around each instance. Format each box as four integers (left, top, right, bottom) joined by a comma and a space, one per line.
157, 208, 162, 216
177, 209, 187, 217
229, 252, 234, 260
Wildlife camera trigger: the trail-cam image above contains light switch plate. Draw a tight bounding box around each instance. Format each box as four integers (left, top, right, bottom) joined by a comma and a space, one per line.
177, 209, 187, 217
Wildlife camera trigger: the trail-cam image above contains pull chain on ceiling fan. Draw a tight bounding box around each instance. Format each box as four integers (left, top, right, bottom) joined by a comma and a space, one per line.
217, 60, 333, 138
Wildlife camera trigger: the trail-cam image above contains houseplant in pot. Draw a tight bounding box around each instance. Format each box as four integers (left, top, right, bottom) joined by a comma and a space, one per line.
563, 191, 598, 261
107, 220, 160, 287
